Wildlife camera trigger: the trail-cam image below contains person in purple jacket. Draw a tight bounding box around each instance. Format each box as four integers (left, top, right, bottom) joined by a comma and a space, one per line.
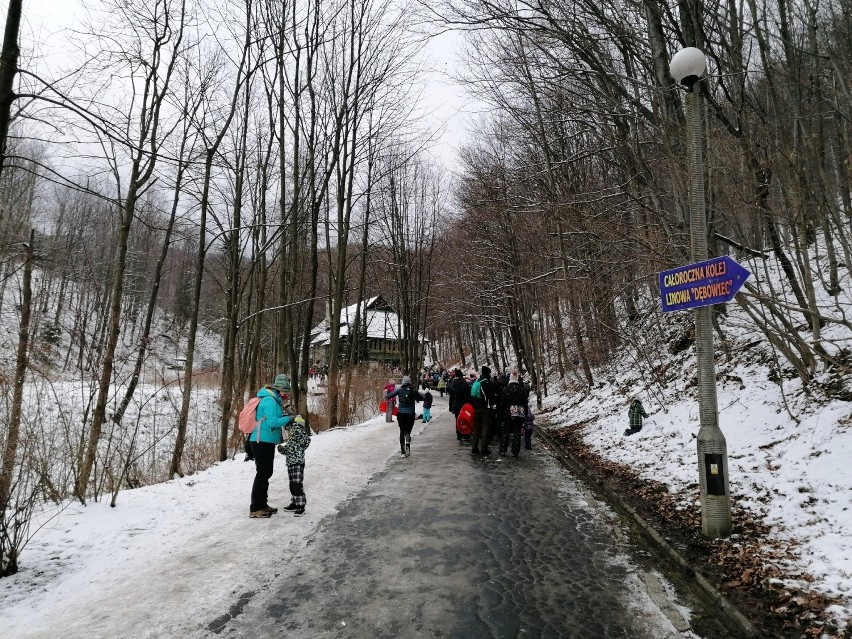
422, 390, 433, 423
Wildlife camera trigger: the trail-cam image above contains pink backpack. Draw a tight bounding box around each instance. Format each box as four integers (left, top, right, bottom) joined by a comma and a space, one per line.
238, 397, 265, 437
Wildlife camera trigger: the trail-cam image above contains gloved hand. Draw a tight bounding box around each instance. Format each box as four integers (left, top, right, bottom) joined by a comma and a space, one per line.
294, 415, 305, 425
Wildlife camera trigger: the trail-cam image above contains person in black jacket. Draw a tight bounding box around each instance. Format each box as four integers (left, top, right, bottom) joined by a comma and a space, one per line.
386, 375, 425, 457
500, 371, 530, 457
470, 366, 497, 455
447, 369, 470, 441
486, 373, 505, 453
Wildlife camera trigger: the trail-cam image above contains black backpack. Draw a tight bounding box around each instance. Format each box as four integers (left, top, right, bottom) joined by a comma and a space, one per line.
398, 385, 414, 408
505, 382, 528, 407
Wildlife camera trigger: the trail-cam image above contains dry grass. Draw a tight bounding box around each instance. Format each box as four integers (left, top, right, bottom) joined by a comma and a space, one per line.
308, 367, 398, 431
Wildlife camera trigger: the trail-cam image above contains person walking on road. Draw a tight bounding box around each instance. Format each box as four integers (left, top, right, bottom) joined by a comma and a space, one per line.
624, 397, 649, 436
278, 415, 311, 516
386, 375, 424, 457
523, 406, 535, 450
447, 369, 470, 441
422, 389, 433, 423
248, 375, 295, 518
500, 371, 530, 457
437, 376, 446, 397
470, 366, 497, 456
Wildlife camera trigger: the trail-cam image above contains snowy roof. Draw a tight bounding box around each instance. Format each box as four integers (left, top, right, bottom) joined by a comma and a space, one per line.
310, 296, 425, 347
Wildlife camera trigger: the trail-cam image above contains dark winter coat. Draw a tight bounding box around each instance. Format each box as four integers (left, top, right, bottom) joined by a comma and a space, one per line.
469, 374, 497, 410
448, 377, 469, 414
628, 400, 648, 429
282, 423, 311, 465
423, 391, 433, 409
502, 381, 530, 418
386, 383, 424, 415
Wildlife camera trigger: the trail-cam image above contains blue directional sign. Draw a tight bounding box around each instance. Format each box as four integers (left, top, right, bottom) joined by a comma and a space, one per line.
659, 255, 750, 312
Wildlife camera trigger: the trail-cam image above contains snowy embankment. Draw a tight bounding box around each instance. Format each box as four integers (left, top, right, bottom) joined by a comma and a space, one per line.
541, 277, 852, 629
0, 416, 406, 639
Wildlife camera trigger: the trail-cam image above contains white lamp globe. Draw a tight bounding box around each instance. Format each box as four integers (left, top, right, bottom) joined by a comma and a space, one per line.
670, 47, 707, 88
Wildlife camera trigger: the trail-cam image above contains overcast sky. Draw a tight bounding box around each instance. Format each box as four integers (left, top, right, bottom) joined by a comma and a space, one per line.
6, 0, 478, 170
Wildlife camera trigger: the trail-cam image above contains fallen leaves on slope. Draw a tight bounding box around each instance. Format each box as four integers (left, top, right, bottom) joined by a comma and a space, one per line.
549, 422, 849, 638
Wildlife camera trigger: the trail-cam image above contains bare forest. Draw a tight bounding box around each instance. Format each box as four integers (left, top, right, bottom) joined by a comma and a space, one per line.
2, 0, 852, 584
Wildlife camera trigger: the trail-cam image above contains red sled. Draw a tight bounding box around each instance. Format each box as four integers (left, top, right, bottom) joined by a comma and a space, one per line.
456, 402, 475, 436
379, 401, 398, 416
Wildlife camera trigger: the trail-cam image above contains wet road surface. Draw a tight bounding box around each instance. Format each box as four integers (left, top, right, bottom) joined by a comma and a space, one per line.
212, 400, 696, 639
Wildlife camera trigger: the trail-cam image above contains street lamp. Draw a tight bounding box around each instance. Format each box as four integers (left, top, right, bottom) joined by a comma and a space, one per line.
670, 47, 732, 539
531, 313, 543, 410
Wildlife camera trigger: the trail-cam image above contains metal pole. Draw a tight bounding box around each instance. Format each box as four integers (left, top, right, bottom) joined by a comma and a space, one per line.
686, 87, 732, 539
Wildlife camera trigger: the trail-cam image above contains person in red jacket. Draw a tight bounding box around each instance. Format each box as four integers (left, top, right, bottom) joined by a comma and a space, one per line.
383, 378, 397, 422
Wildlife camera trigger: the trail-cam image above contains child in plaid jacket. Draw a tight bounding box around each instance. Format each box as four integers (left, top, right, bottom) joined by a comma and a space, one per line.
279, 415, 311, 516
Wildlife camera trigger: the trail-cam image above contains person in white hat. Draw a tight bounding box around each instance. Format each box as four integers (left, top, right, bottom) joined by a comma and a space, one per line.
500, 371, 531, 457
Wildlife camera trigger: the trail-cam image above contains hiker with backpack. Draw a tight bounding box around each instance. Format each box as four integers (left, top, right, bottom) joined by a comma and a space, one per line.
244, 374, 295, 518
470, 365, 497, 456
486, 373, 505, 453
500, 371, 531, 457
386, 375, 424, 457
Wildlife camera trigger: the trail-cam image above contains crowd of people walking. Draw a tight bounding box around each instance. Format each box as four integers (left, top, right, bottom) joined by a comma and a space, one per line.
383, 366, 535, 459
246, 364, 536, 520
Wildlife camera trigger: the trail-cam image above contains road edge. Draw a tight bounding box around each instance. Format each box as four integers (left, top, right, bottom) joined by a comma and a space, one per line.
537, 426, 758, 638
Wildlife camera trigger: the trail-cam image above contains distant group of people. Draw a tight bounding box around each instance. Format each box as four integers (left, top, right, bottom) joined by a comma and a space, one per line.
447, 366, 535, 458
384, 366, 535, 459
308, 365, 328, 381
244, 365, 647, 521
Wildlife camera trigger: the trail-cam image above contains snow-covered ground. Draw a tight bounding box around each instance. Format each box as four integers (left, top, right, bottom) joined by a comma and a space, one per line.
1, 361, 851, 636
547, 362, 852, 627
537, 279, 852, 632
1, 414, 408, 639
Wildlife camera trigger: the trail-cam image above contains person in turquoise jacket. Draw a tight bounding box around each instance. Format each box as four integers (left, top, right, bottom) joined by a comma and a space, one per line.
249, 375, 294, 518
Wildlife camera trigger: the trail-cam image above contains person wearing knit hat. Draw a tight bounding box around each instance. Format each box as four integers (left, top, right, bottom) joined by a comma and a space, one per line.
247, 376, 296, 518
448, 369, 471, 440
500, 371, 531, 457
470, 366, 497, 456
385, 374, 425, 457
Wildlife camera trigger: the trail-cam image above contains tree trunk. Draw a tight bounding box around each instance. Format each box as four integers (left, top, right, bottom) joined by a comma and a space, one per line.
0, 0, 22, 179
0, 230, 33, 511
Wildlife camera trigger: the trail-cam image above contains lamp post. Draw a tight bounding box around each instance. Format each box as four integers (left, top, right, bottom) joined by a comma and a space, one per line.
670, 47, 732, 539
531, 313, 543, 410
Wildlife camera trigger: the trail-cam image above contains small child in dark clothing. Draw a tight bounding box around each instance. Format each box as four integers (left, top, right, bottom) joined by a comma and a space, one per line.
422, 391, 433, 423
278, 415, 311, 516
522, 407, 534, 449
623, 397, 648, 436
